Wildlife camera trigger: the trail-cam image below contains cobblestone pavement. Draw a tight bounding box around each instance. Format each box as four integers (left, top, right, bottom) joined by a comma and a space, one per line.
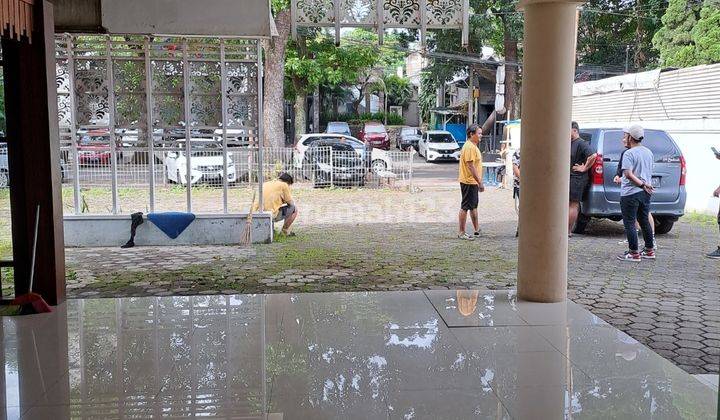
64, 187, 719, 374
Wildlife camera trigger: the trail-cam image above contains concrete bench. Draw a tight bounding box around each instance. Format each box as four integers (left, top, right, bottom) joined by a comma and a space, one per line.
64, 213, 273, 247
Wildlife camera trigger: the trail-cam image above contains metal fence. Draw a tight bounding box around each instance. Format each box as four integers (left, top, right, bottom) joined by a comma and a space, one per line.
55, 34, 265, 215
52, 34, 414, 215
55, 145, 414, 214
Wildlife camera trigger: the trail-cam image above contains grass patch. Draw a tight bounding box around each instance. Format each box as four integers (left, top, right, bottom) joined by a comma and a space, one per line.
684, 212, 717, 226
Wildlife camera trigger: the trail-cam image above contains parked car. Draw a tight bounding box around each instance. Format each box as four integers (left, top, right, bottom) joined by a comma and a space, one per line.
0, 142, 8, 188
165, 144, 237, 186
397, 127, 422, 151
326, 121, 352, 136
293, 134, 393, 174
303, 138, 367, 187
575, 128, 686, 234
213, 128, 252, 148
417, 130, 462, 162
77, 131, 112, 166
359, 122, 390, 150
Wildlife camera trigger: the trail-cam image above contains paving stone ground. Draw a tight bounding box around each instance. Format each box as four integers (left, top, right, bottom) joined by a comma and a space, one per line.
62, 187, 720, 375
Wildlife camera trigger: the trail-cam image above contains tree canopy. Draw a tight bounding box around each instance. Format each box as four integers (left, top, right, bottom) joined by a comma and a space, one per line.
653, 0, 720, 66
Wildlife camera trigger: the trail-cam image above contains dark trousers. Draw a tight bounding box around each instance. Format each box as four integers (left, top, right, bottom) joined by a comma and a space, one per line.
620, 191, 654, 252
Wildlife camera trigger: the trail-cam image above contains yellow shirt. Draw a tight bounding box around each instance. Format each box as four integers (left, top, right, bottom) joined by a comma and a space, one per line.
458, 141, 483, 185
254, 180, 293, 218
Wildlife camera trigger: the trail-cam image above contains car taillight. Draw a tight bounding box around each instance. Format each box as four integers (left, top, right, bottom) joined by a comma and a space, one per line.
592, 153, 604, 185
679, 155, 686, 186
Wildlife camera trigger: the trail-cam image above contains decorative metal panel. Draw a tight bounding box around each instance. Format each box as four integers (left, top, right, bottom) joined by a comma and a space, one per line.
151, 60, 185, 128
188, 62, 222, 127
56, 59, 72, 129
225, 63, 258, 96
225, 62, 259, 129
342, 0, 375, 25
383, 0, 420, 26
113, 60, 146, 129
292, 0, 468, 46
55, 34, 262, 215
74, 59, 109, 126
226, 96, 258, 128
426, 0, 463, 27
296, 0, 335, 24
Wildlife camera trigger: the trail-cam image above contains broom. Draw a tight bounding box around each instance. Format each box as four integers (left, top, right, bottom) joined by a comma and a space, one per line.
10, 205, 52, 315
240, 192, 256, 247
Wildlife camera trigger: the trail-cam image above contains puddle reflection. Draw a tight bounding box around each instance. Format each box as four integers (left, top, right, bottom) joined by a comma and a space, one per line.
0, 292, 716, 419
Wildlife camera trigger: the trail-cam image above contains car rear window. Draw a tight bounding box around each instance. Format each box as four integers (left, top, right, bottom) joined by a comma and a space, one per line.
365, 124, 386, 133
327, 123, 349, 132
579, 130, 596, 143
302, 136, 323, 146
315, 141, 355, 152
429, 133, 455, 143
602, 130, 679, 162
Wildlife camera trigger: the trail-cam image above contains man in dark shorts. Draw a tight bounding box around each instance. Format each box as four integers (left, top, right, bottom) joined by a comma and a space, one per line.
457, 124, 485, 240
568, 121, 597, 236
709, 147, 720, 259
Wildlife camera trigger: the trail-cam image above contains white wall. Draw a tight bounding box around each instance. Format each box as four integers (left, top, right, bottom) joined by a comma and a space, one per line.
580, 119, 720, 215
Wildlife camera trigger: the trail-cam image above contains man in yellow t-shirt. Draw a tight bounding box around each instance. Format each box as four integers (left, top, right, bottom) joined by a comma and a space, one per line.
256, 173, 298, 236
457, 124, 485, 240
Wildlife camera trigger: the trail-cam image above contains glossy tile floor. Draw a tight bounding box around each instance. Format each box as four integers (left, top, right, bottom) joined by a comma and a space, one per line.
1, 290, 717, 419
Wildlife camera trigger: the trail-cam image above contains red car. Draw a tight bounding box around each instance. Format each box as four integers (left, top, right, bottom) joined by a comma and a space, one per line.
359, 122, 390, 150
77, 129, 112, 166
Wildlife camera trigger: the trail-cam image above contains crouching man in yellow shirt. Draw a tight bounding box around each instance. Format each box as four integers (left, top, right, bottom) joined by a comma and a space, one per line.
255, 173, 298, 236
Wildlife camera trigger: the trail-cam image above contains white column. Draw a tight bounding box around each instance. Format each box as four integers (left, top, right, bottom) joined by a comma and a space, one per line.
517, 0, 581, 303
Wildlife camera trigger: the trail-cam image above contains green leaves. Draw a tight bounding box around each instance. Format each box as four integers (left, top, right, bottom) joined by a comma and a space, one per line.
654, 0, 720, 66
286, 33, 380, 93
692, 2, 720, 63
384, 75, 413, 107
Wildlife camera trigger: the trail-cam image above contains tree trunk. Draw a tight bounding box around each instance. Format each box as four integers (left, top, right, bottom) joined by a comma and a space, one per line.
263, 9, 291, 148
378, 90, 386, 119
364, 91, 371, 114
313, 86, 320, 133
333, 95, 340, 115
294, 92, 307, 141
503, 18, 519, 120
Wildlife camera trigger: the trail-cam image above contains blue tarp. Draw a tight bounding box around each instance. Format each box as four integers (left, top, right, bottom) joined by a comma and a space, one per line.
147, 212, 196, 239
435, 123, 467, 146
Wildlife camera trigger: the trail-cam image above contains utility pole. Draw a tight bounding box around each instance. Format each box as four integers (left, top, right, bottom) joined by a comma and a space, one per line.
625, 45, 630, 73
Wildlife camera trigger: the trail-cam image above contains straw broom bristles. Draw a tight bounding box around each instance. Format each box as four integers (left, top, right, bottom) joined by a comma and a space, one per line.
240, 192, 256, 247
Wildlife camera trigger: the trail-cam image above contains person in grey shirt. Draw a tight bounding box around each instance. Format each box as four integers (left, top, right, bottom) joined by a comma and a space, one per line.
618, 124, 656, 262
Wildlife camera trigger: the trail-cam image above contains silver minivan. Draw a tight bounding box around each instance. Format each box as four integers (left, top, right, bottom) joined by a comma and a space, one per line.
575, 128, 687, 234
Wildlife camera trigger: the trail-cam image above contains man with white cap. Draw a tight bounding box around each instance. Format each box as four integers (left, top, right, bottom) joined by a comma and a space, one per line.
618, 124, 656, 261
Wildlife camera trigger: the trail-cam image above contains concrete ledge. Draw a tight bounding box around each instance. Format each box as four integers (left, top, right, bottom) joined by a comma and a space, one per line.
64, 213, 273, 247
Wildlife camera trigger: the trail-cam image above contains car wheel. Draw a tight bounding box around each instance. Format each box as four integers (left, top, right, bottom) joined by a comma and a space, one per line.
572, 213, 591, 234
371, 159, 387, 175
0, 171, 8, 188
654, 217, 675, 235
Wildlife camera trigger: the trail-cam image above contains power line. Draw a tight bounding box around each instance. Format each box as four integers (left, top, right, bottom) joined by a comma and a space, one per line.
342, 35, 634, 74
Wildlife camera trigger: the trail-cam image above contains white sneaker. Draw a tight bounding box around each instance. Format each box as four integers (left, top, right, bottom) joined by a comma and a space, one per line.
458, 233, 475, 241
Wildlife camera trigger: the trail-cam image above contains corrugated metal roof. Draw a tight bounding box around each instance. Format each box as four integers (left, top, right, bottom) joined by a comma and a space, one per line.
572, 64, 720, 123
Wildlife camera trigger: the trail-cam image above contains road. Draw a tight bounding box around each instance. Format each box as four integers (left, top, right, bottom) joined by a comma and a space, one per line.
409, 154, 460, 188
